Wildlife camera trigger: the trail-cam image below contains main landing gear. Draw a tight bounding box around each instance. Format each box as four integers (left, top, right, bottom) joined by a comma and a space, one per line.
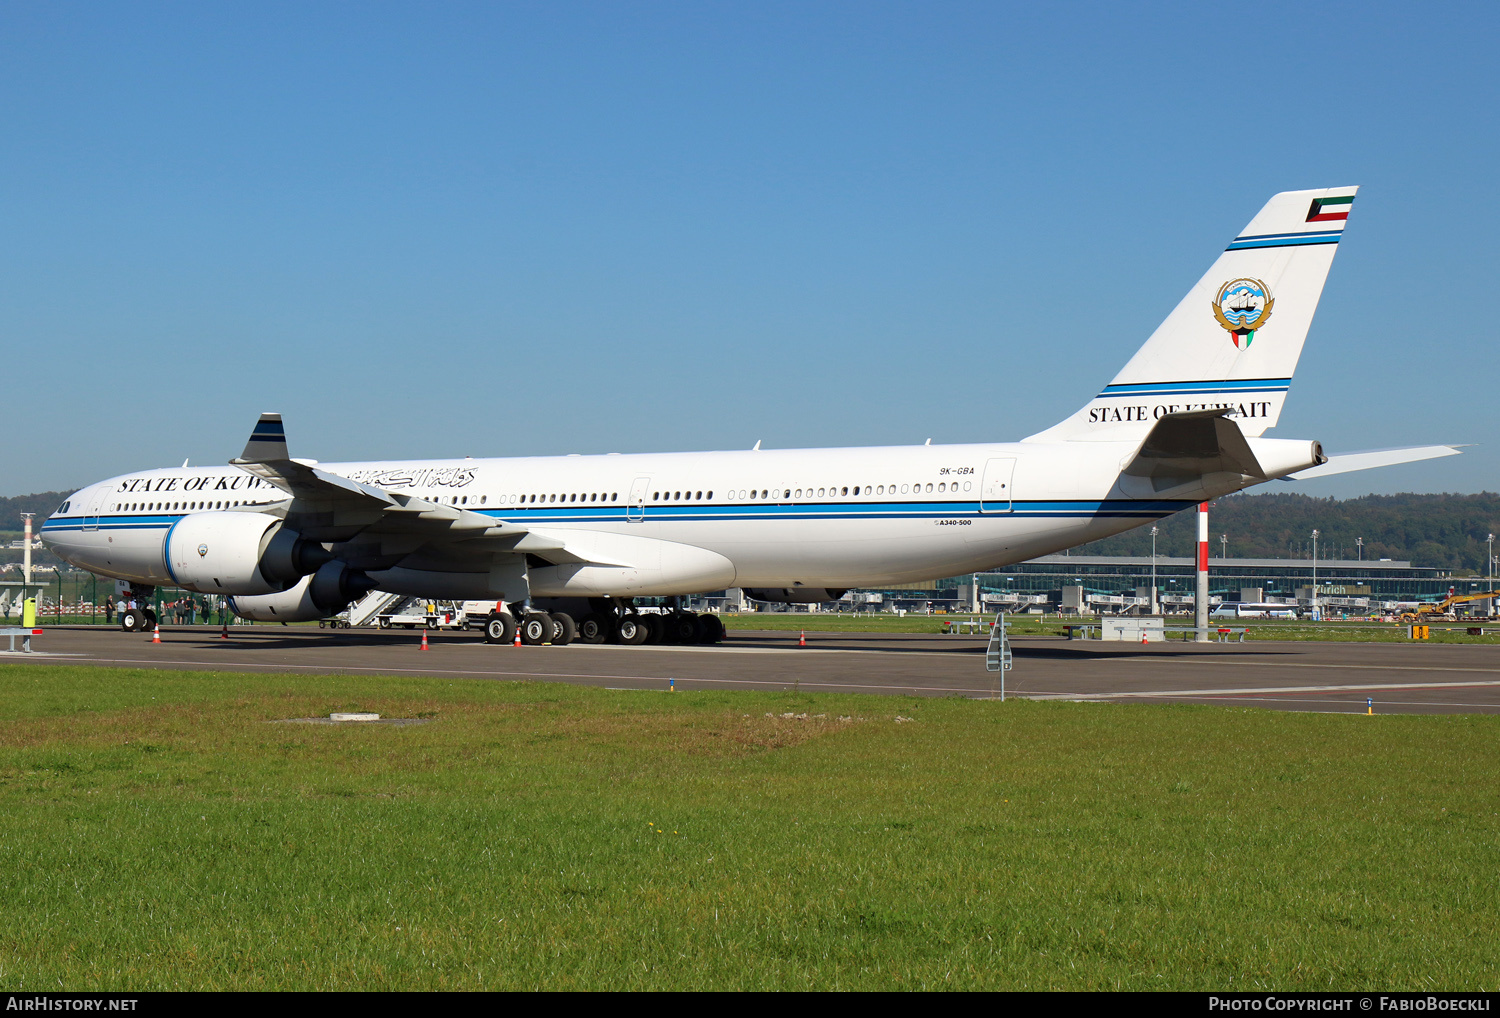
481, 610, 579, 646
480, 607, 725, 647
578, 609, 724, 646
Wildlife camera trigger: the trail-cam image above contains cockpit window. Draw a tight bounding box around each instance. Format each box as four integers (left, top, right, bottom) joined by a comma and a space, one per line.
57, 501, 70, 514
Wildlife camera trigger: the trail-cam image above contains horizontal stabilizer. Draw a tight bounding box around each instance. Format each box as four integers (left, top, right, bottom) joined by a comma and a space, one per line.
1122, 409, 1265, 491
1286, 445, 1463, 480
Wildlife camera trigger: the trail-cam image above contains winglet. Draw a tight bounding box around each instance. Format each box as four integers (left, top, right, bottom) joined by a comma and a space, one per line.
234, 413, 288, 464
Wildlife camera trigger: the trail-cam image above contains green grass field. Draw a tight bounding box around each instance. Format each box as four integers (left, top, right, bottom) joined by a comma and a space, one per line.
0, 664, 1496, 990
722, 612, 1500, 643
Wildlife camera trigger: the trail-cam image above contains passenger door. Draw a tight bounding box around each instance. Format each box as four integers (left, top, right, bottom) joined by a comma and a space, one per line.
627, 476, 652, 522
83, 488, 108, 532
979, 458, 1016, 514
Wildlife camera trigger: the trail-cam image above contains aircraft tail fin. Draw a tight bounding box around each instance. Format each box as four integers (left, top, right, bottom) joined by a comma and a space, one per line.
1025, 186, 1358, 443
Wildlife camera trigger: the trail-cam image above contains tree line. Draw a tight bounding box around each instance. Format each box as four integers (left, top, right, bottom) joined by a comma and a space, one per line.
1076, 491, 1500, 573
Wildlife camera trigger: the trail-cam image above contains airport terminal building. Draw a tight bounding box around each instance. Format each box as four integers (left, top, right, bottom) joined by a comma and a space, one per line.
829, 555, 1473, 613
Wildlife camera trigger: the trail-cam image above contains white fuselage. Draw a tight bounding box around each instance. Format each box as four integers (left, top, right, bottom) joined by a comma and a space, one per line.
40, 438, 1241, 596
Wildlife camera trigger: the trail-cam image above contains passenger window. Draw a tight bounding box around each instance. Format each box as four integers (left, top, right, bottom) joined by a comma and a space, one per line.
707, 491, 713, 499
695, 491, 702, 500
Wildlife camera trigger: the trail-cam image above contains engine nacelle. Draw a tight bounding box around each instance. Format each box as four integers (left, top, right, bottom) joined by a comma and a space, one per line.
164, 511, 331, 595
228, 561, 375, 622
744, 587, 848, 604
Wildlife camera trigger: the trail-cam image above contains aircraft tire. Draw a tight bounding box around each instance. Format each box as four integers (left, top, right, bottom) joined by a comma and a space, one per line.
641, 614, 665, 645
550, 612, 576, 646
144, 609, 157, 627
577, 613, 609, 644
664, 613, 697, 644
120, 608, 146, 632
696, 613, 725, 644
616, 615, 649, 645
520, 612, 553, 646
483, 613, 517, 644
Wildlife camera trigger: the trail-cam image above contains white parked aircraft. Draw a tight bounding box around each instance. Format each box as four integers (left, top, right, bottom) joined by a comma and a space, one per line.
41, 187, 1458, 645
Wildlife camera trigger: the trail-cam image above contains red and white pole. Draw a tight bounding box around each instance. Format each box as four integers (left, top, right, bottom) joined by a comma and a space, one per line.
1195, 502, 1210, 642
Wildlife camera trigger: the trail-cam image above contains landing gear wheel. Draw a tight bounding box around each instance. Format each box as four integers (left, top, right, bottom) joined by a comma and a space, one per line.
144, 609, 157, 628
520, 612, 553, 646
120, 608, 146, 632
484, 613, 517, 645
664, 613, 698, 644
641, 614, 665, 644
379, 617, 390, 628
615, 615, 649, 645
550, 612, 576, 646
577, 613, 609, 644
697, 613, 725, 644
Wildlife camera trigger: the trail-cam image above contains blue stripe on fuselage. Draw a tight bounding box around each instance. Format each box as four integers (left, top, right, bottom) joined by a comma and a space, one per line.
39, 498, 1196, 535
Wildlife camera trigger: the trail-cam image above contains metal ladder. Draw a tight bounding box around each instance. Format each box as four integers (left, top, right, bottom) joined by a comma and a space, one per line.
345, 590, 407, 628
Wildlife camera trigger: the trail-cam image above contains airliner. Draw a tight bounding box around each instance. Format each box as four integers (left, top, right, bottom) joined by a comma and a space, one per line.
40, 187, 1457, 646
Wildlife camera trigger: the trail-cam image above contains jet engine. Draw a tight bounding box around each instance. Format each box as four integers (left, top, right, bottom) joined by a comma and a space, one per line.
164, 511, 332, 595
744, 587, 848, 604
228, 561, 375, 622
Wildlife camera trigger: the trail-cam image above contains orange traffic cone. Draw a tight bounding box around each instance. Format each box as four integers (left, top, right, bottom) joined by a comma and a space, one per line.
151, 624, 161, 644
513, 626, 522, 647
799, 630, 806, 647
220, 624, 229, 639
1140, 630, 1148, 645
420, 629, 429, 651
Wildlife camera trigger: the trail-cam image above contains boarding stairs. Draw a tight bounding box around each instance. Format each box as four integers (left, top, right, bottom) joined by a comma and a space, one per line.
345, 590, 406, 628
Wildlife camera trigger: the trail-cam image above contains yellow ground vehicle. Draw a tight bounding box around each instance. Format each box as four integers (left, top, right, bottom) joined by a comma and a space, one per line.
1399, 590, 1500, 624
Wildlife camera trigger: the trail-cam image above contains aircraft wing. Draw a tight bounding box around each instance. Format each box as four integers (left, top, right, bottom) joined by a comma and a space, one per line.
1285, 445, 1463, 480
229, 413, 526, 541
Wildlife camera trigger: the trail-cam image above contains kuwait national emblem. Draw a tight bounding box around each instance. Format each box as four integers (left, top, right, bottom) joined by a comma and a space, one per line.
1211, 278, 1274, 349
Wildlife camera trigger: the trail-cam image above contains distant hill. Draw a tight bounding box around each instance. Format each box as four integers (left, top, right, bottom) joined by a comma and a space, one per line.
0, 490, 73, 532
1076, 491, 1500, 573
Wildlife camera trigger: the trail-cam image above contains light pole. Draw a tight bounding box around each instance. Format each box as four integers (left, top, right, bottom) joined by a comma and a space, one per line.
1488, 533, 1495, 619
1150, 525, 1159, 614
1220, 534, 1227, 560
1356, 537, 1363, 562
1311, 529, 1320, 620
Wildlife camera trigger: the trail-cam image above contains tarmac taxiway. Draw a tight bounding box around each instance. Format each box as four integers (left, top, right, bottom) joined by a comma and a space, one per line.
5, 625, 1500, 715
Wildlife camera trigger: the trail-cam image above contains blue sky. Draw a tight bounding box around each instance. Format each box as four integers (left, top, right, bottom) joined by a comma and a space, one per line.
2, 1, 1495, 497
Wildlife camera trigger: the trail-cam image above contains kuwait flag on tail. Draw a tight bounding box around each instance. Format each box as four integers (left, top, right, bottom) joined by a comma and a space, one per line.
1306, 194, 1354, 222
